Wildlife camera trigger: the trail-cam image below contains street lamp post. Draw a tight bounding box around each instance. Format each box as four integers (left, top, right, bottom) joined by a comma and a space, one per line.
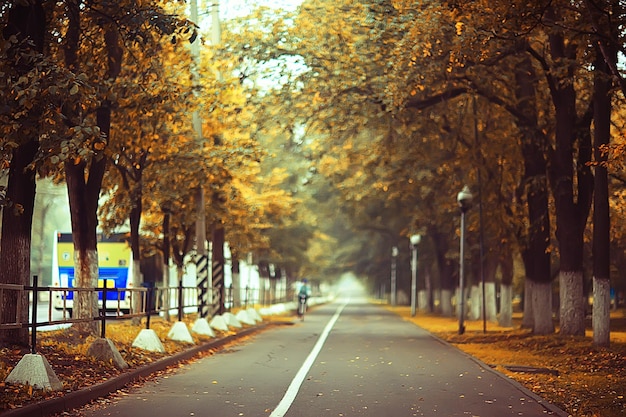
391, 246, 399, 306
410, 234, 421, 317
457, 185, 473, 335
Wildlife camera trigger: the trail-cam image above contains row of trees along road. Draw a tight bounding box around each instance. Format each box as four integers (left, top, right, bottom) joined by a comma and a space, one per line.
2, 0, 626, 349
216, 0, 626, 347
0, 0, 303, 346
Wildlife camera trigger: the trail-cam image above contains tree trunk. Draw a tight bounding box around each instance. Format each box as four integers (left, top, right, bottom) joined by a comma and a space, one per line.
456, 287, 467, 320
429, 227, 455, 316
0, 0, 45, 347
514, 47, 553, 334
129, 198, 143, 325
546, 6, 593, 336
432, 288, 441, 314
231, 255, 241, 308
591, 41, 613, 346
162, 211, 171, 321
469, 285, 480, 320
269, 276, 277, 305
593, 280, 610, 345
417, 289, 427, 311
532, 280, 554, 334
131, 257, 143, 318
498, 251, 514, 327
522, 278, 534, 329
65, 161, 100, 335
424, 265, 434, 313
440, 289, 453, 317
0, 141, 38, 346
70, 12, 123, 334
61, 0, 99, 335
65, 107, 109, 336
162, 263, 171, 322
485, 282, 497, 322
259, 277, 267, 306
499, 284, 513, 327
559, 271, 585, 335
483, 255, 498, 321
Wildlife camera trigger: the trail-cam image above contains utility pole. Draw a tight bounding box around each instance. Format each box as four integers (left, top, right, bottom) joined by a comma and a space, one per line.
190, 0, 209, 318
208, 2, 226, 315
190, 1, 224, 317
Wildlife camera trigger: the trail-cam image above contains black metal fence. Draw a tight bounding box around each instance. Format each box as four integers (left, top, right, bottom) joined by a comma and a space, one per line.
0, 275, 292, 353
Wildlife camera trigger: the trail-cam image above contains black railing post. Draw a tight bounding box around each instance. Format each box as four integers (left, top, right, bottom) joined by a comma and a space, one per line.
101, 279, 107, 339
146, 286, 152, 329
219, 285, 225, 315
178, 279, 183, 321
30, 275, 38, 354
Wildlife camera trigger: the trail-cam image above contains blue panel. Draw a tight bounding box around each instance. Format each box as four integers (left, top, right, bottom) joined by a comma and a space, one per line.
57, 267, 129, 300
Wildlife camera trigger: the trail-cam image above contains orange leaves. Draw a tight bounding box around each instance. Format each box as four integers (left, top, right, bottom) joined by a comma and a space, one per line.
422, 41, 433, 57
409, 85, 425, 96
455, 21, 464, 36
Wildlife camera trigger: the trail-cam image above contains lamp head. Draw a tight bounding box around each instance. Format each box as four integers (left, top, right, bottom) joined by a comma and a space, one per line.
457, 185, 473, 212
410, 234, 421, 246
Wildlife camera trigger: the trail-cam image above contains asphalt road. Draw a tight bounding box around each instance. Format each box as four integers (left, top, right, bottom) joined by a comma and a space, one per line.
77, 298, 566, 417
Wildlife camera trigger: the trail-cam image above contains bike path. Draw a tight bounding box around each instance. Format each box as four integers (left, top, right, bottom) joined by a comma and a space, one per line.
72, 299, 568, 417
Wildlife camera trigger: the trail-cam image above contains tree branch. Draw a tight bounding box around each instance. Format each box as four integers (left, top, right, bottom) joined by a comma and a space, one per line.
404, 88, 467, 110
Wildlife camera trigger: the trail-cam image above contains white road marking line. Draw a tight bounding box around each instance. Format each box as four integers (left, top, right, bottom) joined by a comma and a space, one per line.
269, 300, 349, 417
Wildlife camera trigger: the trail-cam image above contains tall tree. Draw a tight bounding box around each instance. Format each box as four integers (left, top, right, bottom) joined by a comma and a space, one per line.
543, 4, 594, 336
513, 47, 553, 334
60, 0, 195, 334
591, 41, 614, 346
0, 0, 45, 346
62, 0, 116, 333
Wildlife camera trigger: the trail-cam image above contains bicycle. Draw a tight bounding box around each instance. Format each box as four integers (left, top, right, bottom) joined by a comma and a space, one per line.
297, 295, 307, 321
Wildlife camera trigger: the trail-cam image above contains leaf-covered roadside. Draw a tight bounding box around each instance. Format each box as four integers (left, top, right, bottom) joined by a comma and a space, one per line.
398, 308, 626, 417
0, 317, 248, 412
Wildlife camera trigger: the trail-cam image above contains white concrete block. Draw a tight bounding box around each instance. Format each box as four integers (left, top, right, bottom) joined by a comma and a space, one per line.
235, 310, 255, 325
167, 321, 195, 344
246, 308, 263, 322
258, 307, 272, 316
132, 328, 165, 353
87, 338, 128, 369
191, 318, 216, 337
209, 315, 229, 332
5, 353, 63, 391
223, 312, 242, 328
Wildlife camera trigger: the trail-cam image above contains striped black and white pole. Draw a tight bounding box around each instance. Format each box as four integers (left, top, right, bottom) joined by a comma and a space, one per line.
196, 254, 210, 318
212, 259, 224, 315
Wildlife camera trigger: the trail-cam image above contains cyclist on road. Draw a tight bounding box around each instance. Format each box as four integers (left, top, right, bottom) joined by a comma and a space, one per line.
297, 279, 311, 319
